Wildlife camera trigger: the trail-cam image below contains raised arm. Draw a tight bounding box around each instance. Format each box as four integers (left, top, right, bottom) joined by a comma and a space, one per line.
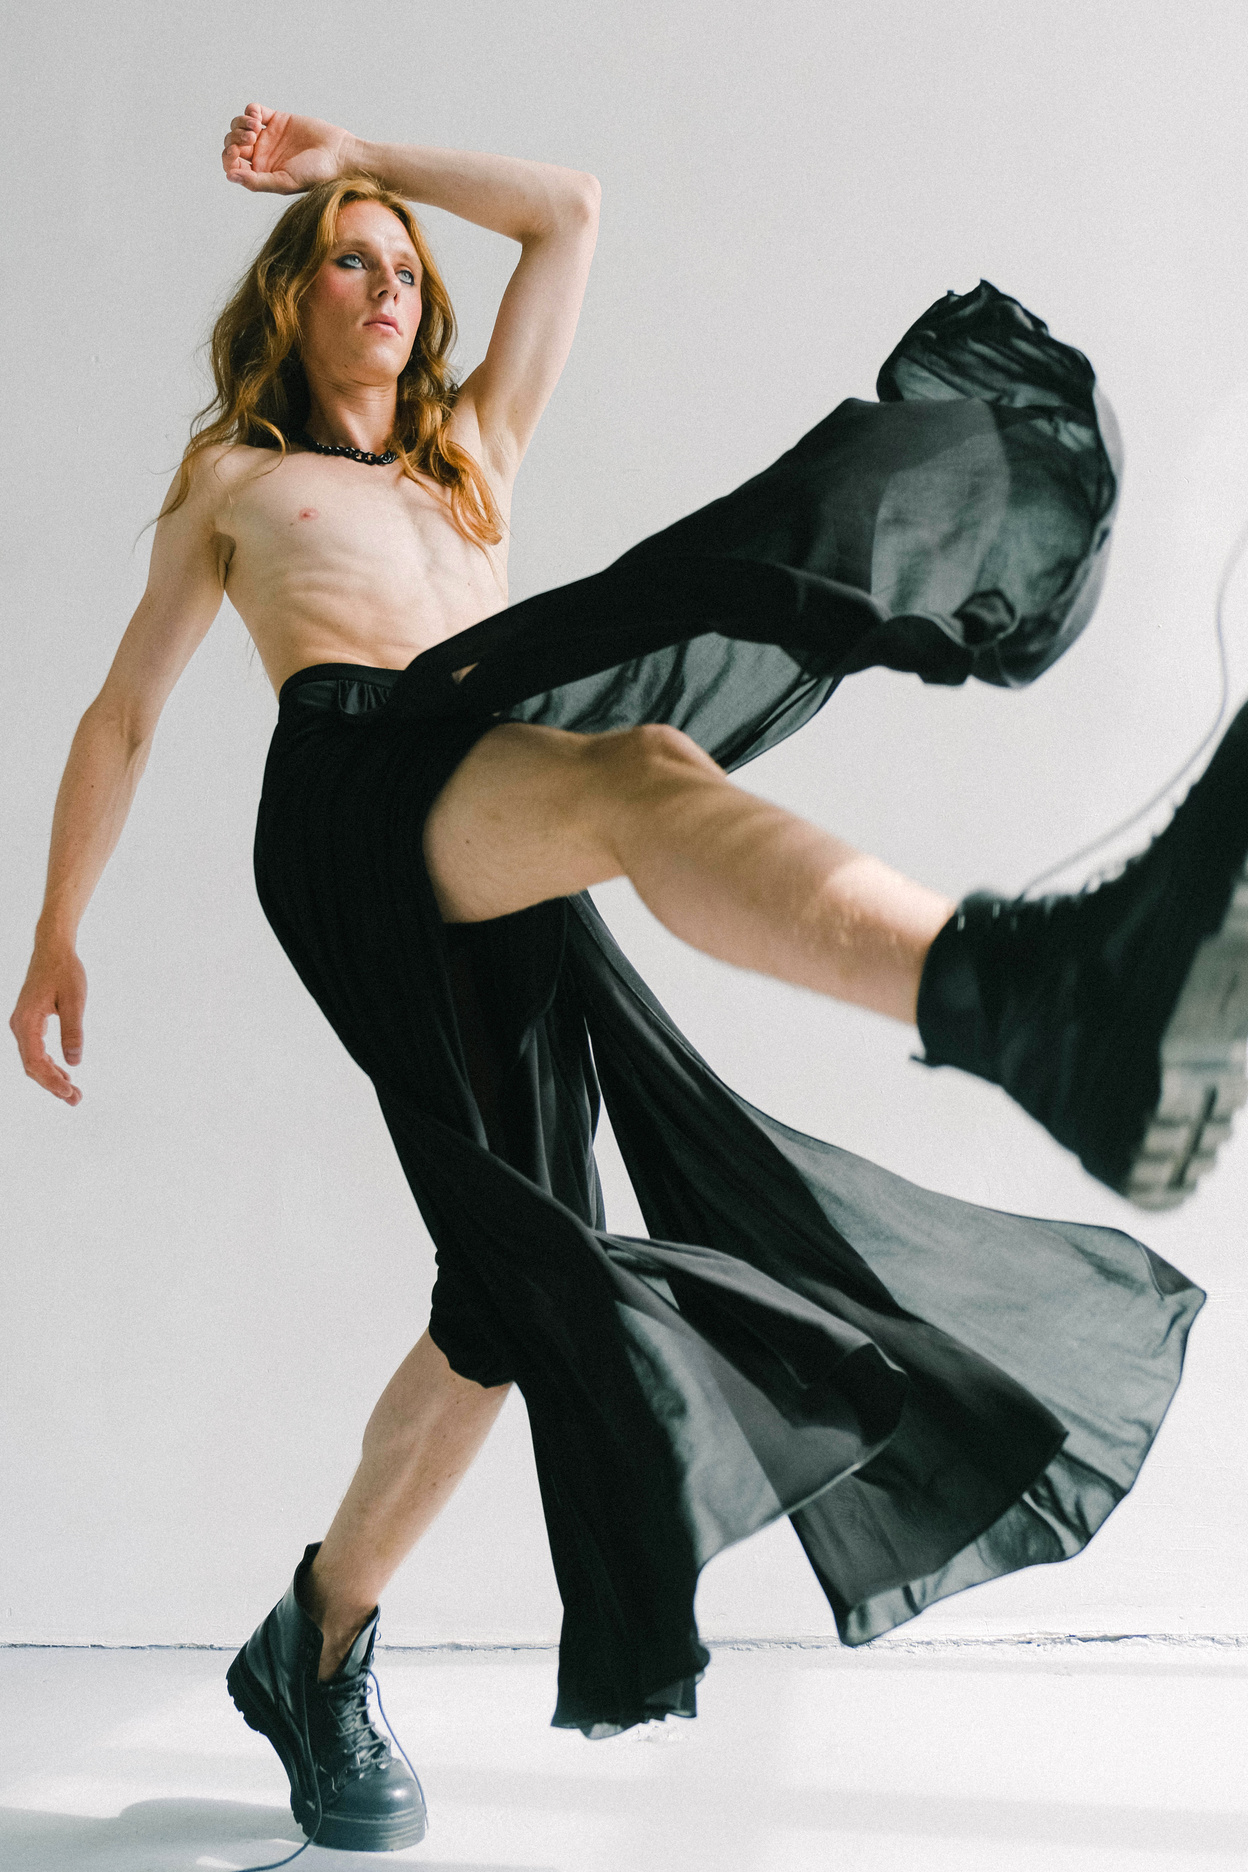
223, 105, 600, 474
10, 457, 228, 1103
359, 139, 599, 476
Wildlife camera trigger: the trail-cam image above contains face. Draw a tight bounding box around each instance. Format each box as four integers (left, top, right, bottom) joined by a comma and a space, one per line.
298, 199, 424, 389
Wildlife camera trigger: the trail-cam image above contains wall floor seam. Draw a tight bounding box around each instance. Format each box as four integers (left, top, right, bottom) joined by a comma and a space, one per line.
2, 1632, 1247, 1655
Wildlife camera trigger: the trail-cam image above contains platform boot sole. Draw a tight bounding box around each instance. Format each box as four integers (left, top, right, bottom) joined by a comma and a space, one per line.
1120, 867, 1248, 1209
227, 1650, 428, 1853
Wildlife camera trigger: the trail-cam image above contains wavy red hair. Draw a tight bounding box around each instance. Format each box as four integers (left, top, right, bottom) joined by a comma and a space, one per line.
166, 174, 501, 545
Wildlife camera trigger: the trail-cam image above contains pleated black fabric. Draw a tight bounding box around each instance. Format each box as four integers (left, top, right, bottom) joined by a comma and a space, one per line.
253, 282, 1200, 1737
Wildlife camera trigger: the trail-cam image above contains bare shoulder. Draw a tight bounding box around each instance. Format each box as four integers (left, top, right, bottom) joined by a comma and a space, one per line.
160, 441, 283, 536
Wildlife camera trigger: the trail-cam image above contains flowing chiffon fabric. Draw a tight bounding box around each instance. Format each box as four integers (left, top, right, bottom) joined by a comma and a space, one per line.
253, 282, 1201, 1737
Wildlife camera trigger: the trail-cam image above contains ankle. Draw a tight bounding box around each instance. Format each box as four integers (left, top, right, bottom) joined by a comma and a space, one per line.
299, 1554, 375, 1678
315, 1627, 362, 1682
915, 899, 993, 1074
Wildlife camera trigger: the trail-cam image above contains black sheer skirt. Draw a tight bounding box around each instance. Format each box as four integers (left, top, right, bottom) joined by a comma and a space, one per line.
253, 283, 1201, 1737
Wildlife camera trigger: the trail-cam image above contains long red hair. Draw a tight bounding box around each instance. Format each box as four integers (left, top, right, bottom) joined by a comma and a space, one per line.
166, 174, 501, 545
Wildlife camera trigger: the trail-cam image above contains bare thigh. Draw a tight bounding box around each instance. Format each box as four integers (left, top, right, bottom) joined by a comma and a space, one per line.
424, 719, 947, 1020
422, 720, 720, 923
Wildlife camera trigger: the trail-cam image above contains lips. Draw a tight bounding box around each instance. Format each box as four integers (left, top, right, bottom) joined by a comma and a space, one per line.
364, 317, 400, 334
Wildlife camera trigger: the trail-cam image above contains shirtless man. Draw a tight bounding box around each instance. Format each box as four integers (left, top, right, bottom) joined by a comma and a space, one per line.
11, 104, 1248, 1855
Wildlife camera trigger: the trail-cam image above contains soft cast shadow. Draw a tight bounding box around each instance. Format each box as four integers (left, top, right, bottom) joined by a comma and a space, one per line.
0, 1799, 550, 1872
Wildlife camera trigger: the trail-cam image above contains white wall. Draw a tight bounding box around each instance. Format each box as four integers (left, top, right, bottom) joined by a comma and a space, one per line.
3, 0, 1247, 1648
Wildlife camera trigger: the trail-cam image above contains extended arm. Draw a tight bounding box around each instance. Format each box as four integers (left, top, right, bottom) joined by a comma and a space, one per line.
223, 106, 600, 472
10, 461, 227, 1102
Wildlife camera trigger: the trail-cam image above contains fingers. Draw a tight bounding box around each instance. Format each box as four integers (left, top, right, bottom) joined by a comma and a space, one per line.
222, 102, 269, 183
10, 953, 87, 1106
10, 1009, 82, 1106
232, 102, 268, 139
59, 990, 85, 1068
226, 167, 292, 195
225, 106, 267, 143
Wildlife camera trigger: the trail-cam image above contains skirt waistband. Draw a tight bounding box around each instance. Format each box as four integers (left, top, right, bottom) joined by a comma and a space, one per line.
278, 662, 404, 715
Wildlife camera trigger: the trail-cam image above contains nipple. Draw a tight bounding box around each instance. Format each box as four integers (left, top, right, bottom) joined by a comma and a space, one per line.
298, 507, 318, 521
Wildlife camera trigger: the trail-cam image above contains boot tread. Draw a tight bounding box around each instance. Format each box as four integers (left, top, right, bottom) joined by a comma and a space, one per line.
1120, 866, 1248, 1207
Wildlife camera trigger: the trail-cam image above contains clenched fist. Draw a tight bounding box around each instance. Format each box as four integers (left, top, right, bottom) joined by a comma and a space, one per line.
221, 103, 358, 195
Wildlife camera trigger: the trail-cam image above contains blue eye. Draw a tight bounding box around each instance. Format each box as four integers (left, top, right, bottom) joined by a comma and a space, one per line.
398, 269, 416, 286
337, 254, 364, 269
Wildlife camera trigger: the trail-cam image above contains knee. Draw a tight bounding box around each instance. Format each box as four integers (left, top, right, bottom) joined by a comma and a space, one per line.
585, 723, 719, 797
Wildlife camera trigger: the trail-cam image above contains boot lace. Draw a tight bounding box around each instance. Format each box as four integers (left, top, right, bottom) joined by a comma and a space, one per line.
316, 1668, 393, 1785
232, 1667, 423, 1872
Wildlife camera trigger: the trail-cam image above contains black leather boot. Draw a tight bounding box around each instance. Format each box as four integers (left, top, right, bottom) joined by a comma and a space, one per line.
917, 696, 1248, 1208
227, 1543, 427, 1852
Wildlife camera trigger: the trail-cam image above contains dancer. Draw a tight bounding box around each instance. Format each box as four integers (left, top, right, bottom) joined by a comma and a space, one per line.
10, 103, 1245, 1855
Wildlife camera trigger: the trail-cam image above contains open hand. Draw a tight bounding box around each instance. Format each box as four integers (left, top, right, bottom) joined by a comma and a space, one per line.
222, 103, 356, 195
10, 943, 87, 1106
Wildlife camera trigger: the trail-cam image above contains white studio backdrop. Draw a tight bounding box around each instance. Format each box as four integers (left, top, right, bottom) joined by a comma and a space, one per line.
3, 0, 1247, 1650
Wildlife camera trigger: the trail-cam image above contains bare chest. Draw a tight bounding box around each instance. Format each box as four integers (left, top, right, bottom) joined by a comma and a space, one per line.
221, 454, 509, 626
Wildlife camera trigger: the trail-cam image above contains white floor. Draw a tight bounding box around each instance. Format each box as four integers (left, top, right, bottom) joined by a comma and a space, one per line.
1, 1640, 1246, 1872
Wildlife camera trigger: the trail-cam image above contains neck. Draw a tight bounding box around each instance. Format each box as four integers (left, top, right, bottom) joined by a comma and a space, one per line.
303, 380, 399, 457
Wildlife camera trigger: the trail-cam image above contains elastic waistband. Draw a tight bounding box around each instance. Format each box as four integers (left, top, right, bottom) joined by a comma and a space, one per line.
278, 662, 405, 709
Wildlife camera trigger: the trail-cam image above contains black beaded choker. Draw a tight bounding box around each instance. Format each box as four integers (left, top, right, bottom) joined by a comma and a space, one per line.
297, 430, 397, 467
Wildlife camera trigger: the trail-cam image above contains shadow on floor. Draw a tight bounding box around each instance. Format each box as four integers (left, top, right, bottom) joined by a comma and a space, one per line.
0, 1799, 548, 1872
3, 1784, 1246, 1866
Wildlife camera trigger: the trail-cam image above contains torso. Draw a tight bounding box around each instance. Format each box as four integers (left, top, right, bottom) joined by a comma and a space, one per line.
208, 414, 512, 694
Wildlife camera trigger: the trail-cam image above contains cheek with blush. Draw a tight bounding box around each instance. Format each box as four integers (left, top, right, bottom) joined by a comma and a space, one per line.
305, 266, 366, 334
393, 297, 421, 372
300, 271, 366, 364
